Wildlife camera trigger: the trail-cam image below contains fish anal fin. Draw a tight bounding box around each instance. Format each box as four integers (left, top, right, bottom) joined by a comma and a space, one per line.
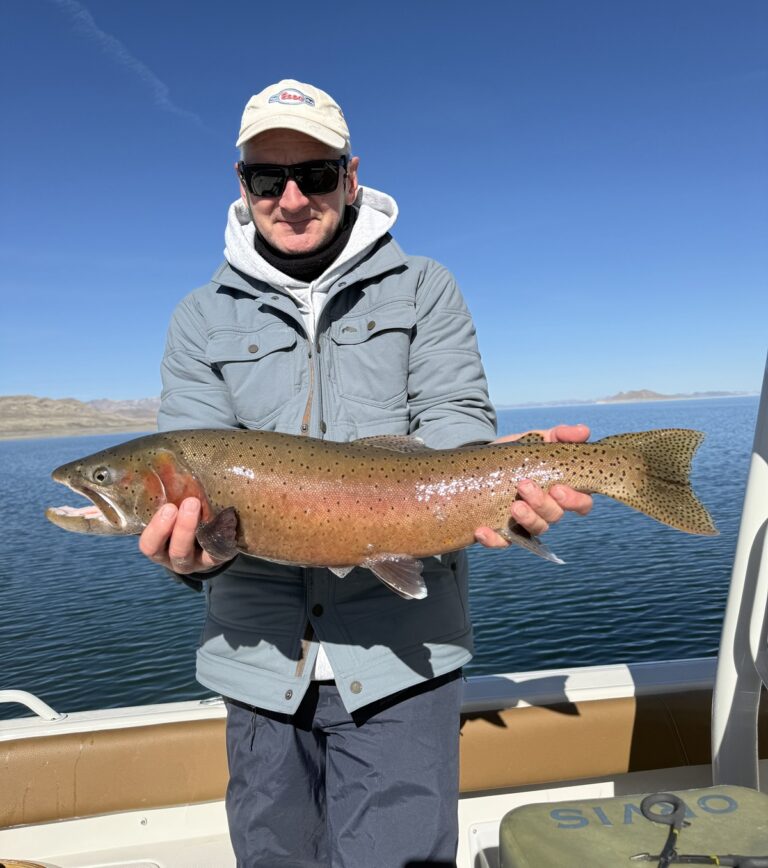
196, 506, 239, 561
498, 521, 565, 565
352, 435, 433, 453
363, 555, 427, 600
329, 566, 355, 578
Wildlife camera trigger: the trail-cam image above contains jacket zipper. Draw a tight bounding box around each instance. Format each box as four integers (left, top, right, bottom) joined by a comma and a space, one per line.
299, 280, 326, 438
299, 345, 314, 435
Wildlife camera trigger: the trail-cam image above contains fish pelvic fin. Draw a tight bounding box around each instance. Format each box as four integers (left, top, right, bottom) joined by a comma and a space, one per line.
362, 555, 427, 600
196, 507, 240, 560
498, 522, 565, 564
596, 429, 718, 535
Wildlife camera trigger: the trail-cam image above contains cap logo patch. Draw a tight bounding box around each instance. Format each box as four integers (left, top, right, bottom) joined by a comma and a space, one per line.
268, 88, 316, 107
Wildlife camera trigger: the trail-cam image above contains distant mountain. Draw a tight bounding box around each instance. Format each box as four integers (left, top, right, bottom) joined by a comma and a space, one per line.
0, 395, 158, 440
87, 397, 161, 419
496, 389, 753, 409
598, 389, 751, 403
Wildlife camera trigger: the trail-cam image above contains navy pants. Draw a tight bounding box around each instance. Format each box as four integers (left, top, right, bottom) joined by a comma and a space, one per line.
224, 671, 462, 868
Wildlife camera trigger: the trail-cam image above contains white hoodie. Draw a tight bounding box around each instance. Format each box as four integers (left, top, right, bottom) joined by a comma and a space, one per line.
223, 186, 398, 341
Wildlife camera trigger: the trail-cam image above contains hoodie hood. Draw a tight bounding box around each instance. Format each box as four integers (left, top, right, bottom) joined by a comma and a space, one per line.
224, 186, 398, 293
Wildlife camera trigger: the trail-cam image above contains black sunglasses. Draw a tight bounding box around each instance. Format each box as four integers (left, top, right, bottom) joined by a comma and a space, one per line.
237, 157, 348, 198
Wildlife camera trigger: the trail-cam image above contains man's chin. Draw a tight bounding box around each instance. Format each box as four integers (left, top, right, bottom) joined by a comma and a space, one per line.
272, 231, 328, 256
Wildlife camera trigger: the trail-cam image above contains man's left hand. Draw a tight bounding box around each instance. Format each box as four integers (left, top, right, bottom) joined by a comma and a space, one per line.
474, 424, 593, 548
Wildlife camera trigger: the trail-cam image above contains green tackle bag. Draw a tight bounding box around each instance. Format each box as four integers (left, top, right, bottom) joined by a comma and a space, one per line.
499, 785, 768, 867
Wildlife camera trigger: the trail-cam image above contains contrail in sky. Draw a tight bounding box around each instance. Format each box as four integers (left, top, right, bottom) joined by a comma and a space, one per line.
49, 0, 203, 126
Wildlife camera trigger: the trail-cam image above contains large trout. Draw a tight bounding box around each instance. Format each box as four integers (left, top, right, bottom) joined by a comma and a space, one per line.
46, 428, 717, 599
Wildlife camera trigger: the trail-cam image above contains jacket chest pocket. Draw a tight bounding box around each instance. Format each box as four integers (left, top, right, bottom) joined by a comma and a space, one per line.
329, 303, 415, 408
206, 325, 299, 427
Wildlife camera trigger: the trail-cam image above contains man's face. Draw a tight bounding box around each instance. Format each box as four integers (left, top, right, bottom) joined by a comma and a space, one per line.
238, 129, 359, 255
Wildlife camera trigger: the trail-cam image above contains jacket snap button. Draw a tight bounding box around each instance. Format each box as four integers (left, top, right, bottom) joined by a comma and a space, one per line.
338, 281, 347, 288
248, 344, 259, 353
312, 604, 323, 616
284, 689, 293, 700
366, 320, 375, 331
350, 681, 362, 694
320, 421, 327, 433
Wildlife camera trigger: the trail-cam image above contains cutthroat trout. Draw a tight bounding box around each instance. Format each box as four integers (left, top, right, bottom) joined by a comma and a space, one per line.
46, 428, 717, 599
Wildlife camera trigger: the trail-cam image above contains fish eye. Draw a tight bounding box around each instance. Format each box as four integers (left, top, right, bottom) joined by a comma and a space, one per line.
92, 466, 113, 485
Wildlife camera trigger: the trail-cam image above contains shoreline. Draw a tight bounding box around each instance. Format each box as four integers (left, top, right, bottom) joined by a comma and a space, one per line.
496, 393, 758, 411
0, 424, 157, 442
0, 394, 757, 442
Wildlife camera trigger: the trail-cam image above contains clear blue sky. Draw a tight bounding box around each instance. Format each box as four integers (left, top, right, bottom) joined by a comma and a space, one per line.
1, 0, 766, 406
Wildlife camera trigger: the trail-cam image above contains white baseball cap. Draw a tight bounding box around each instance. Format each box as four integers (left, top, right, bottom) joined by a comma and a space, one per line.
236, 79, 351, 152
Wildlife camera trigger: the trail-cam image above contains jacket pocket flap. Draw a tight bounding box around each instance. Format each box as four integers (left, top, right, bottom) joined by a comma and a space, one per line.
206, 327, 297, 363
330, 305, 416, 345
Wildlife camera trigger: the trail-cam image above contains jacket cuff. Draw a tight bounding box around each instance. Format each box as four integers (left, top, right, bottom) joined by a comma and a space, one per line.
166, 559, 233, 591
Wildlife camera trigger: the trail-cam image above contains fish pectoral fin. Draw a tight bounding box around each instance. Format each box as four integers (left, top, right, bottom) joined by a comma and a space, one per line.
329, 566, 355, 578
363, 555, 427, 600
498, 521, 565, 565
196, 507, 239, 561
351, 434, 433, 453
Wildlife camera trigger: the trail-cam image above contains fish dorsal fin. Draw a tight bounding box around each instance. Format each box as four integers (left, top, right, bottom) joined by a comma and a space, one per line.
363, 555, 427, 599
497, 521, 565, 564
351, 434, 433, 453
196, 506, 239, 561
512, 432, 547, 445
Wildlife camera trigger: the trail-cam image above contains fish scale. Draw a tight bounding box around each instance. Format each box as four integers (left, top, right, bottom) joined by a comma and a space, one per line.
46, 427, 718, 600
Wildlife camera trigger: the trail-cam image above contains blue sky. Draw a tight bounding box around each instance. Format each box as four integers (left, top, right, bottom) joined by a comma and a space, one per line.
1, 0, 766, 406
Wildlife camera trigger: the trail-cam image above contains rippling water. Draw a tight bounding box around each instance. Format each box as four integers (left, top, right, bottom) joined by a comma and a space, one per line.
0, 397, 757, 719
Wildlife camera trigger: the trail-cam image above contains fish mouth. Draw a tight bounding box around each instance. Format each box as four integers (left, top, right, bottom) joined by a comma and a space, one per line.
46, 482, 128, 535
79, 486, 125, 529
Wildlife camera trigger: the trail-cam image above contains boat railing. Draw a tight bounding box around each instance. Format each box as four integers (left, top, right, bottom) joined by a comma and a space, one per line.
0, 690, 66, 721
712, 352, 768, 787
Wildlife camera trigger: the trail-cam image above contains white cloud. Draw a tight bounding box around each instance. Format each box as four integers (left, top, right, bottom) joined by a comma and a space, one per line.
49, 0, 203, 126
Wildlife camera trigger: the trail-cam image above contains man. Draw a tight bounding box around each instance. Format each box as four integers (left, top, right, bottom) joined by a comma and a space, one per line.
139, 79, 592, 867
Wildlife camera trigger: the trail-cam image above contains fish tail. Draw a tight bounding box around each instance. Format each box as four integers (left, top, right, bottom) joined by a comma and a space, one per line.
595, 429, 718, 535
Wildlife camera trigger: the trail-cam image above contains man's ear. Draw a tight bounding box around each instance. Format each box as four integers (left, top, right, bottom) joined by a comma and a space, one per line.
345, 156, 360, 205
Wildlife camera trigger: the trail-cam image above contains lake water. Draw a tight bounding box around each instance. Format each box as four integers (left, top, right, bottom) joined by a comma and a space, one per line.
0, 397, 757, 719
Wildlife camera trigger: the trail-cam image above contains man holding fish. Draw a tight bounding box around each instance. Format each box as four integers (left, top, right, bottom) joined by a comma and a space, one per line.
139, 80, 593, 867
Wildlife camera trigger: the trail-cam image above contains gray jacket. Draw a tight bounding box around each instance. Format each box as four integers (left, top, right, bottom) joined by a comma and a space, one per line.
159, 208, 496, 713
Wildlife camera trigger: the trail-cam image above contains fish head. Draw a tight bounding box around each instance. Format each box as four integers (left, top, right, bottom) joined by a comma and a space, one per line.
46, 436, 210, 536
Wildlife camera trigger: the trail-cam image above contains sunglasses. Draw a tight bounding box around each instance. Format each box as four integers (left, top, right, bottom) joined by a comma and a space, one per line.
237, 157, 348, 198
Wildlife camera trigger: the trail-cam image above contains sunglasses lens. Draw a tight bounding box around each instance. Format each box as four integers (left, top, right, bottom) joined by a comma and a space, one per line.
294, 161, 340, 196
247, 168, 286, 197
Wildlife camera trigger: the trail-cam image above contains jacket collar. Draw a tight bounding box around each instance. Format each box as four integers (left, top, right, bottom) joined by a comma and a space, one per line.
210, 233, 408, 302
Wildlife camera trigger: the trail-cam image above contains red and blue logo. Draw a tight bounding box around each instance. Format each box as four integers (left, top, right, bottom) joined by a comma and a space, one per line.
268, 88, 316, 107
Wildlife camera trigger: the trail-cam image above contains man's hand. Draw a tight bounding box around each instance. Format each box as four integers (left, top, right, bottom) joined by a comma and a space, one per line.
138, 497, 231, 575
474, 424, 593, 548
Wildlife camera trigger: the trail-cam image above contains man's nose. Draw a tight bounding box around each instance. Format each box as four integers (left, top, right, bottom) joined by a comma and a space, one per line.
279, 179, 310, 210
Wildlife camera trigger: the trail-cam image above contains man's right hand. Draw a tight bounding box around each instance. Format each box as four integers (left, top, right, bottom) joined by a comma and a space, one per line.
138, 497, 231, 575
